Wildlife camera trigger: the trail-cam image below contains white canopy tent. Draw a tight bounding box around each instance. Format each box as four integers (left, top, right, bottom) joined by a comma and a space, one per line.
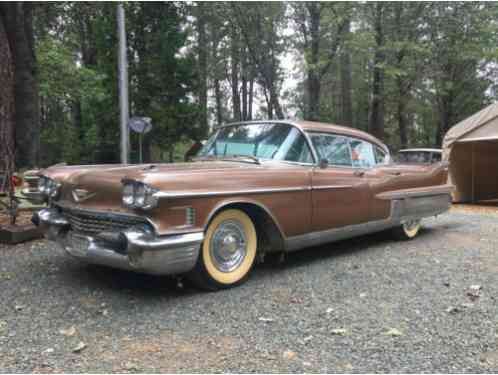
443, 102, 498, 203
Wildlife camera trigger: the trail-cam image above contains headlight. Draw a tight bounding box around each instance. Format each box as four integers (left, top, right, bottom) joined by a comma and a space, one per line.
38, 176, 61, 198
122, 180, 158, 210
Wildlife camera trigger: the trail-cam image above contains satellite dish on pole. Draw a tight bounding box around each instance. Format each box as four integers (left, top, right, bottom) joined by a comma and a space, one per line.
128, 117, 153, 163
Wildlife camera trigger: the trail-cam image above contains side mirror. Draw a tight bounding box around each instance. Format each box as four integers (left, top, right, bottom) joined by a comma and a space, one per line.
319, 158, 328, 169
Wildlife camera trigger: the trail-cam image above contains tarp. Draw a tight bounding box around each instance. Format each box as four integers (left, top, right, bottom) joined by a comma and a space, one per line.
443, 102, 498, 202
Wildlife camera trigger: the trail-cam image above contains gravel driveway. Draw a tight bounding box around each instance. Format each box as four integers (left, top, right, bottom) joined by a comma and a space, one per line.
1, 209, 497, 373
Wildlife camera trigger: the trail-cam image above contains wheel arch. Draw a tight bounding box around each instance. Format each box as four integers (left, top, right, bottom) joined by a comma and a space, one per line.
204, 199, 286, 253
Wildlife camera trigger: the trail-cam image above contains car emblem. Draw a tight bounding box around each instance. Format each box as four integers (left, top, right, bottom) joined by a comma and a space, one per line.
72, 189, 96, 202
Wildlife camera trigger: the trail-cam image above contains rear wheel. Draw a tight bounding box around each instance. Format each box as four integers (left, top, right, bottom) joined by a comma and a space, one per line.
393, 219, 421, 240
188, 209, 257, 291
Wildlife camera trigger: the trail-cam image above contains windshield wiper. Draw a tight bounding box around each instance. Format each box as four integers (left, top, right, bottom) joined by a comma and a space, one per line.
192, 154, 261, 165
221, 155, 261, 165
192, 155, 218, 162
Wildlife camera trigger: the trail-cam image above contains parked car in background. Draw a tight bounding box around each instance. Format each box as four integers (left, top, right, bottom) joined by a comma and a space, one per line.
397, 148, 442, 164
33, 121, 453, 290
21, 169, 44, 204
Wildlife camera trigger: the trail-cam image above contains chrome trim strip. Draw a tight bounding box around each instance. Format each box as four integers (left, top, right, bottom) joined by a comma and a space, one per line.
284, 202, 400, 252
285, 217, 396, 252
312, 185, 354, 190
376, 185, 454, 200
155, 184, 358, 199
284, 194, 451, 252
154, 186, 311, 199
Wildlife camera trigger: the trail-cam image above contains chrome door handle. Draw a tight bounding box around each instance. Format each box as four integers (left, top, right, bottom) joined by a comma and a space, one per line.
354, 170, 365, 177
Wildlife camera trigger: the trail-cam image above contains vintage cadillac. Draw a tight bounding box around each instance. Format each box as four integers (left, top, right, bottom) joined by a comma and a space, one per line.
33, 121, 453, 290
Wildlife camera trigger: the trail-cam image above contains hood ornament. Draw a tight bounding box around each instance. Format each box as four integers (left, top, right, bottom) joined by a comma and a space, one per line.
72, 189, 96, 202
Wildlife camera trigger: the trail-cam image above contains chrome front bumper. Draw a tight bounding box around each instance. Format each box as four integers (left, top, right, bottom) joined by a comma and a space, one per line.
21, 188, 45, 203
34, 208, 203, 276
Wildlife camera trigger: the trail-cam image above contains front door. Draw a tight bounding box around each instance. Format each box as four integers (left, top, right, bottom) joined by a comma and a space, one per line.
309, 133, 371, 232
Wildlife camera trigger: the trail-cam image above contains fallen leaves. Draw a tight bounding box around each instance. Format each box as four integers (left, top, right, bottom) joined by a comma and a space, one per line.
59, 326, 77, 337
289, 296, 303, 304
446, 303, 474, 315
258, 317, 274, 323
384, 328, 403, 337
282, 350, 297, 360
72, 341, 87, 353
330, 328, 348, 336
467, 285, 482, 301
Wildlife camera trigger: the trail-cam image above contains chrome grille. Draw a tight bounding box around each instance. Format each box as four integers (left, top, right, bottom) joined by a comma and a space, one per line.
186, 207, 196, 226
57, 205, 148, 235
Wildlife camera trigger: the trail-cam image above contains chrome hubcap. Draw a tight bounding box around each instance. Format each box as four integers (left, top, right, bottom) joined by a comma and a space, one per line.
210, 219, 247, 272
404, 220, 420, 232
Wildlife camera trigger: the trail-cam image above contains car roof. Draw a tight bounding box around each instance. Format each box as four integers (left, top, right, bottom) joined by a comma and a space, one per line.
399, 148, 442, 153
220, 120, 388, 152
294, 120, 386, 148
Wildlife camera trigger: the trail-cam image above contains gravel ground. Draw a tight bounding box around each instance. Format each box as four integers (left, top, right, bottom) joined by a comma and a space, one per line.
1, 209, 498, 373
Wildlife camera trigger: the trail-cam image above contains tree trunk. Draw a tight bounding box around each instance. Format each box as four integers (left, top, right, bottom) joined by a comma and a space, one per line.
340, 18, 353, 126
368, 3, 385, 141
1, 2, 40, 168
210, 21, 223, 125
230, 24, 241, 122
241, 47, 248, 120
214, 77, 223, 125
305, 2, 321, 121
0, 13, 16, 193
436, 94, 453, 147
396, 81, 408, 148
248, 76, 254, 120
197, 2, 208, 137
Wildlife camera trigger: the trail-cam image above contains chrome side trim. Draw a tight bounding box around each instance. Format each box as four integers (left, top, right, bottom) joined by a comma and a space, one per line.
312, 185, 354, 190
155, 184, 359, 199
285, 212, 398, 252
154, 186, 311, 199
285, 194, 451, 252
376, 185, 454, 200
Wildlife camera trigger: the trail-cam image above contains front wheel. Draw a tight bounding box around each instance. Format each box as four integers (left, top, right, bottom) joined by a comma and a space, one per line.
187, 209, 257, 291
392, 219, 421, 240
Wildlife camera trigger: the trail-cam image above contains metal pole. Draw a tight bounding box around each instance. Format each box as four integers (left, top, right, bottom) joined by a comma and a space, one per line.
117, 3, 129, 164
139, 133, 143, 164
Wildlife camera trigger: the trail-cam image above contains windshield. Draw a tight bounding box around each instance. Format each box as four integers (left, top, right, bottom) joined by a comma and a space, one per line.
198, 123, 314, 163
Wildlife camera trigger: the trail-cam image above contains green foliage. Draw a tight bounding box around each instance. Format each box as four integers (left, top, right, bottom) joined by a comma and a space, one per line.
32, 1, 498, 165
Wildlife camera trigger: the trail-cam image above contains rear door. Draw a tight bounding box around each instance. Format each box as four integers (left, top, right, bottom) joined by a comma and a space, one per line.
309, 133, 371, 232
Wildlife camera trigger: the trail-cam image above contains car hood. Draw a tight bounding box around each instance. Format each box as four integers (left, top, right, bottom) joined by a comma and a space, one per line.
43, 161, 311, 212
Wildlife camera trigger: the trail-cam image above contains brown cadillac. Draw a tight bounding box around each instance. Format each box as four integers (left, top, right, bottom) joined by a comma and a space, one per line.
33, 121, 453, 290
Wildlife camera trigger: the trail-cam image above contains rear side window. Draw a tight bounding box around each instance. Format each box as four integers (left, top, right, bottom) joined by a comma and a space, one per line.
374, 146, 388, 164
349, 139, 376, 168
432, 153, 442, 162
310, 133, 352, 167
